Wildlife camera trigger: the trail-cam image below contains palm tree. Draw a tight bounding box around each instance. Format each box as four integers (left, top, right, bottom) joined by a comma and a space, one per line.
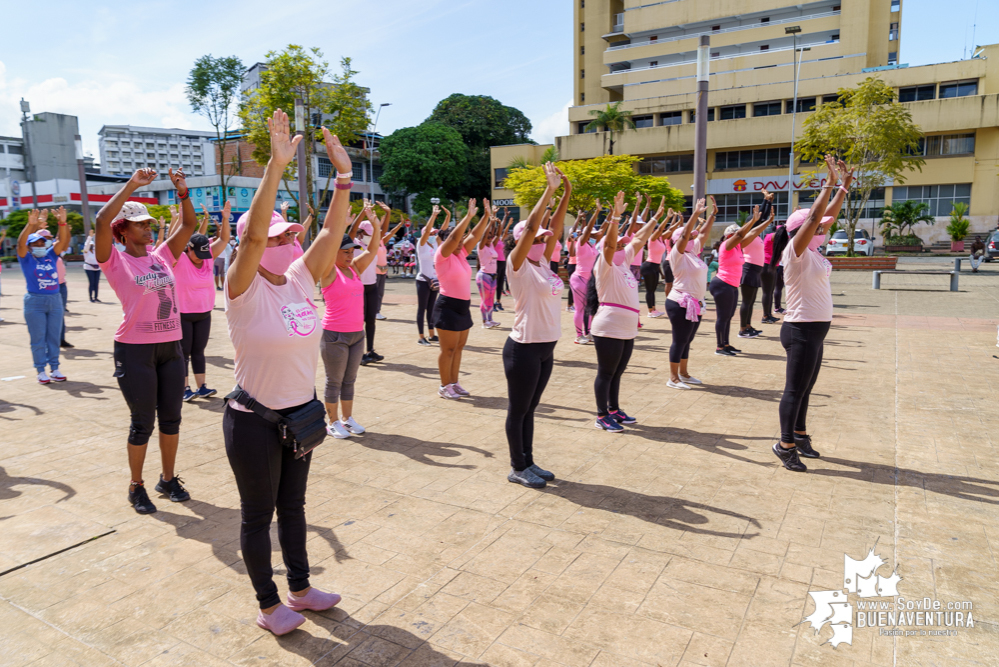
585, 102, 636, 155
880, 200, 934, 240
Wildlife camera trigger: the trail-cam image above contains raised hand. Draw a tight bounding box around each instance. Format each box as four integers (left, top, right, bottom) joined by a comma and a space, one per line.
38, 209, 50, 228
612, 191, 627, 219
169, 205, 179, 221
751, 205, 761, 222
594, 198, 602, 212
55, 206, 67, 225
432, 204, 440, 216
27, 209, 40, 231
376, 201, 391, 213
544, 163, 560, 190
467, 198, 479, 219
222, 200, 232, 221
321, 127, 352, 175
130, 168, 157, 188
824, 154, 840, 184
268, 109, 302, 167
281, 200, 291, 214
168, 167, 188, 194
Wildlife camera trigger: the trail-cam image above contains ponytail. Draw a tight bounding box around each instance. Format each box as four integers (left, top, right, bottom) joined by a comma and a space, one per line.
584, 272, 600, 320
768, 225, 789, 268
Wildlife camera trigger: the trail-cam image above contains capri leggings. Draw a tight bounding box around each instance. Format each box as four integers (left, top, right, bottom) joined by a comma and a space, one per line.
640, 261, 661, 310
320, 330, 365, 403
180, 311, 211, 377
113, 340, 184, 446
665, 298, 702, 363
416, 279, 438, 336
708, 277, 739, 348
476, 271, 496, 323
593, 336, 634, 417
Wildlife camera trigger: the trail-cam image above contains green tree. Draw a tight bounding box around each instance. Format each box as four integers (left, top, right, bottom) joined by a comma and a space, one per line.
427, 94, 533, 200
186, 54, 244, 195
796, 77, 925, 255
585, 102, 636, 156
379, 122, 468, 214
1, 209, 84, 238
880, 200, 934, 244
503, 154, 683, 212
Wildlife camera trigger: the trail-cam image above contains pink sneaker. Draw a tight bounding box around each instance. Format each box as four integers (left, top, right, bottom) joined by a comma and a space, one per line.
286, 588, 342, 612
256, 604, 305, 636
438, 384, 461, 400
452, 383, 470, 397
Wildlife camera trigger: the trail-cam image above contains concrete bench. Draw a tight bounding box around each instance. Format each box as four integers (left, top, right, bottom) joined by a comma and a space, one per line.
872, 270, 958, 291
953, 257, 988, 272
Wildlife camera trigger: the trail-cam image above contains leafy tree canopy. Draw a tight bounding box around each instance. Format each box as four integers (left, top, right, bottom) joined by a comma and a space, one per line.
187, 54, 244, 192
379, 122, 468, 210
2, 209, 85, 239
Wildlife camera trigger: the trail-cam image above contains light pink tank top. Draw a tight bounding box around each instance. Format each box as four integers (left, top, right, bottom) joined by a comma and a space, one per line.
321, 265, 364, 332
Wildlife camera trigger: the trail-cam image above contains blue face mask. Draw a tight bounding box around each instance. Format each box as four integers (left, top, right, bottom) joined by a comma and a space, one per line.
31, 246, 48, 258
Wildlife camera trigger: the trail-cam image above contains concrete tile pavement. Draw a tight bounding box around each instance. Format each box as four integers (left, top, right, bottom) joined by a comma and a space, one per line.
0, 263, 998, 665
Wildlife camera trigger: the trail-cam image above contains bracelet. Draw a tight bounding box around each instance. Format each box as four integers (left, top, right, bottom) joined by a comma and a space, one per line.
839, 185, 850, 194
334, 181, 352, 191
177, 190, 190, 201
336, 171, 353, 180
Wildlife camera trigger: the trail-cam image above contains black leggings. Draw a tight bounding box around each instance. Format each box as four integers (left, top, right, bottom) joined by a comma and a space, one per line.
565, 264, 576, 307
778, 321, 830, 443
375, 273, 387, 313
224, 404, 312, 609
181, 311, 211, 378
761, 265, 776, 319
593, 336, 634, 416
416, 280, 438, 335
774, 267, 785, 310
86, 269, 100, 300
502, 338, 556, 471
363, 283, 378, 352
113, 340, 184, 446
640, 261, 661, 310
665, 299, 702, 363
708, 277, 738, 348
739, 284, 759, 329
495, 259, 507, 304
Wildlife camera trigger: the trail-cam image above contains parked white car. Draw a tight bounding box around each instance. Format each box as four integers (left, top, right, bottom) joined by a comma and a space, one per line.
825, 229, 875, 256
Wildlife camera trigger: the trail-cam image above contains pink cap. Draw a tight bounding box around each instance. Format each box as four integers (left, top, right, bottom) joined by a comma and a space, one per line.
37, 229, 54, 239
358, 221, 374, 236
513, 220, 553, 241
236, 210, 303, 240
786, 208, 834, 232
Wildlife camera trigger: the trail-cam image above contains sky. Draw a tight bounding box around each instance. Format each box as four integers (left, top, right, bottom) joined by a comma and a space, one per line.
0, 0, 995, 160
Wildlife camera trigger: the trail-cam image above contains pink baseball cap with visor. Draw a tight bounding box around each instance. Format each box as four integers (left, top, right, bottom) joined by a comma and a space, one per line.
513, 221, 553, 242
236, 211, 303, 240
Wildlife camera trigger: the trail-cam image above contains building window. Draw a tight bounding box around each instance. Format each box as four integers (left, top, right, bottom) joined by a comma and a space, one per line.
713, 192, 789, 222
715, 148, 790, 170
939, 80, 978, 98
898, 85, 936, 102
580, 22, 585, 31
719, 104, 747, 120
760, 45, 769, 51
754, 102, 782, 117
649, 61, 658, 67
317, 156, 333, 178
650, 35, 658, 42
494, 168, 509, 188
633, 115, 654, 129
578, 121, 597, 134
580, 46, 585, 55
580, 93, 585, 102
7, 144, 22, 155
689, 108, 715, 123
660, 111, 683, 126
893, 184, 971, 217
351, 162, 365, 181
822, 94, 844, 104
786, 98, 816, 113
711, 25, 720, 31
580, 69, 585, 78
761, 17, 770, 23
890, 0, 900, 10
914, 133, 976, 157
887, 51, 898, 65
889, 22, 898, 41
638, 154, 695, 174
830, 33, 840, 41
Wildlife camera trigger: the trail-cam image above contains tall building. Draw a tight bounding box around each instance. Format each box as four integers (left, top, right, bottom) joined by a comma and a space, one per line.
98, 125, 218, 179
493, 0, 999, 241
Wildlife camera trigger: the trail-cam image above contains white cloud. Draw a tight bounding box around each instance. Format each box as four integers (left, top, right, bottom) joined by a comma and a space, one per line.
531, 99, 571, 145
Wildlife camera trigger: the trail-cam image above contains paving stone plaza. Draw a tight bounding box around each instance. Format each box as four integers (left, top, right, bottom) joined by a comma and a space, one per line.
0, 261, 997, 666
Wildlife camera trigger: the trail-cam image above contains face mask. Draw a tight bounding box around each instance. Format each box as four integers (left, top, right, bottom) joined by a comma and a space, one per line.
291, 241, 304, 261
809, 234, 826, 251
31, 246, 48, 258
613, 250, 626, 265
259, 243, 298, 275
527, 244, 547, 262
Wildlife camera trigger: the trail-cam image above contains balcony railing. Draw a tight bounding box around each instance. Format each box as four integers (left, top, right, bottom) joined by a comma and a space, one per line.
607, 10, 841, 51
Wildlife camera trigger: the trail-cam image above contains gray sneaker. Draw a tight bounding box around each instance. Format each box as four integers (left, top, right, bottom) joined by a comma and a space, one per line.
507, 467, 547, 489
527, 464, 555, 482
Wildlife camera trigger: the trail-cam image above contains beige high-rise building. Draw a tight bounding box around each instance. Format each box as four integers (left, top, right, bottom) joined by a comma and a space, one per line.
491, 0, 999, 241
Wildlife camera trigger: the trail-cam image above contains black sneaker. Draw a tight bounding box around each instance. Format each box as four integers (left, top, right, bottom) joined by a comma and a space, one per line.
772, 443, 807, 472
155, 475, 191, 502
494, 303, 505, 312
724, 344, 742, 354
737, 329, 760, 339
60, 340, 74, 348
794, 434, 821, 458
527, 464, 555, 482
369, 351, 384, 362
129, 482, 157, 514
715, 347, 737, 356
417, 338, 432, 347
761, 316, 780, 324
775, 307, 785, 314
428, 335, 439, 342
359, 352, 373, 366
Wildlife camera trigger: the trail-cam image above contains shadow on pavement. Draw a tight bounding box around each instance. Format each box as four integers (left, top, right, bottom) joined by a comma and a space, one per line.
0, 466, 76, 503
356, 433, 494, 470
44, 380, 115, 401
627, 423, 773, 467
813, 457, 999, 505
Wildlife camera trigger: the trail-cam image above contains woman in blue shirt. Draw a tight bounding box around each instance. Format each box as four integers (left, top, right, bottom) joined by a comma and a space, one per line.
17, 208, 70, 383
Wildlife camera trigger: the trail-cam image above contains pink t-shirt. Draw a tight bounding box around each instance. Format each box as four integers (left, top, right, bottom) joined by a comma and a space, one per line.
226, 258, 321, 412
716, 243, 744, 287
173, 251, 216, 314
568, 241, 578, 265
666, 244, 708, 303
478, 245, 498, 273
553, 240, 563, 262
495, 238, 506, 262
590, 245, 640, 340
763, 233, 775, 265
628, 237, 642, 266
435, 246, 472, 300
781, 244, 833, 323
376, 243, 387, 275
575, 242, 597, 275
744, 236, 765, 266
100, 244, 181, 344
57, 257, 67, 284
509, 258, 563, 344
321, 265, 364, 332
647, 239, 666, 264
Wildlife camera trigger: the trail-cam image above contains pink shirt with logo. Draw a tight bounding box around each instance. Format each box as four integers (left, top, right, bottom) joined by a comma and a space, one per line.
590, 245, 640, 340
781, 244, 833, 322
716, 243, 744, 287
173, 251, 216, 314
478, 245, 498, 273
666, 244, 708, 303
435, 246, 472, 300
509, 258, 563, 344
321, 265, 364, 332
647, 239, 666, 264
100, 244, 182, 344
628, 237, 642, 266
744, 236, 765, 266
226, 258, 321, 412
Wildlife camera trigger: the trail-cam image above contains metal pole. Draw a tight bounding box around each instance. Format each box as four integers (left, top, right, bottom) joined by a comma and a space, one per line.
369, 106, 382, 201
693, 36, 710, 203
294, 98, 309, 244
75, 135, 92, 236
788, 38, 800, 211
20, 99, 34, 208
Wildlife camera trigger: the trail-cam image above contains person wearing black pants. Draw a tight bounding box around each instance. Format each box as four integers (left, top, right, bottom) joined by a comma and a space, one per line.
565, 260, 576, 309
739, 270, 761, 331
666, 302, 701, 365
180, 312, 211, 398
416, 206, 442, 344
773, 265, 785, 313
114, 340, 185, 452
593, 336, 634, 418
494, 258, 507, 309
708, 277, 739, 352
361, 282, 379, 363
416, 279, 438, 340
640, 261, 661, 312
503, 339, 556, 480
761, 262, 777, 321
778, 320, 830, 448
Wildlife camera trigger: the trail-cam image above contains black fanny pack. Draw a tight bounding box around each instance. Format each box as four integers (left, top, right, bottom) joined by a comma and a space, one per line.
226, 386, 327, 459
420, 274, 440, 291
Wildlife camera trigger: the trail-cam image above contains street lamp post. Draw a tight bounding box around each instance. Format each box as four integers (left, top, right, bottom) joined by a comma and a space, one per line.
20, 99, 34, 208
693, 36, 710, 203
370, 103, 391, 201
785, 25, 804, 213
75, 135, 92, 236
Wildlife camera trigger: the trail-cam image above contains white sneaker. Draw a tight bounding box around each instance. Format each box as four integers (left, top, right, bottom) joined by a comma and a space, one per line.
342, 416, 366, 434
680, 375, 702, 385
452, 383, 471, 396
326, 421, 351, 439
37, 372, 51, 384
438, 384, 461, 400
375, 313, 386, 320
574, 335, 590, 345
49, 370, 67, 382
566, 306, 575, 313
667, 379, 691, 390
648, 310, 665, 318
487, 320, 501, 328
